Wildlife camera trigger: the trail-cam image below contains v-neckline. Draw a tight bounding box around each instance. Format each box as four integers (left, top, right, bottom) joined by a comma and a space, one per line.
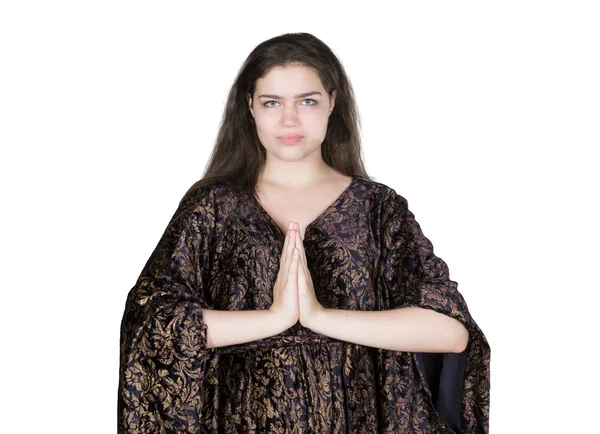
252, 175, 358, 240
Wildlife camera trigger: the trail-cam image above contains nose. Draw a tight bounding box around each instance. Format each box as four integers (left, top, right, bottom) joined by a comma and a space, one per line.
281, 105, 300, 126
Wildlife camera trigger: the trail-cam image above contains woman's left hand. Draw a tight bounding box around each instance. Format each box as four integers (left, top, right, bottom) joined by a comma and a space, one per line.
293, 223, 325, 329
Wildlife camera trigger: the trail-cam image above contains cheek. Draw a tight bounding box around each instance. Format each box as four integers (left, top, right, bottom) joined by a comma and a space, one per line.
253, 116, 278, 148
254, 112, 278, 131
307, 114, 330, 136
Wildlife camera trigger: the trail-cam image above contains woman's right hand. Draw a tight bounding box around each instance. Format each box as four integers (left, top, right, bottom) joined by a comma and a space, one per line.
269, 221, 300, 328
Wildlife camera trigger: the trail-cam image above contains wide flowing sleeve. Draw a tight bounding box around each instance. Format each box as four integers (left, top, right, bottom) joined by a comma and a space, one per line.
377, 189, 491, 434
117, 186, 215, 433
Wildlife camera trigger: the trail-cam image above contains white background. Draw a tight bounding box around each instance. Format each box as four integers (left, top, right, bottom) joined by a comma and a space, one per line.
1, 1, 598, 432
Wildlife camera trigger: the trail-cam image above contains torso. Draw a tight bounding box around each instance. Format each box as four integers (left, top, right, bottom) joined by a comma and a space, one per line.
254, 171, 354, 239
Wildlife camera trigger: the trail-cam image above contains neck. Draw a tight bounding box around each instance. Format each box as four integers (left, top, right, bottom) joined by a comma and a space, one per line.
258, 156, 333, 189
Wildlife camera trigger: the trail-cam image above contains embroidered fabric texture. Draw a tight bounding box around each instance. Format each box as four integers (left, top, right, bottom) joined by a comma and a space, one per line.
118, 176, 490, 433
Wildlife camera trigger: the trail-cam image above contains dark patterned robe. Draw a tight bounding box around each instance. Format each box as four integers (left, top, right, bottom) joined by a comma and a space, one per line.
118, 175, 491, 433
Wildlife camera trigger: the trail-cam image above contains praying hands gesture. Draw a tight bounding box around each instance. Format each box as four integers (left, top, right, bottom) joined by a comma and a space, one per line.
268, 222, 470, 354
269, 221, 325, 330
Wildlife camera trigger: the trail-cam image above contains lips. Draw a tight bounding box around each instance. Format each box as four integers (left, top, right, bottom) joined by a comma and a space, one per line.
278, 134, 304, 145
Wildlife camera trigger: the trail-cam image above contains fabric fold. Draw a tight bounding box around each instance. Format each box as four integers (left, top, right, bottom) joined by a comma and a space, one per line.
118, 187, 214, 433
378, 189, 491, 433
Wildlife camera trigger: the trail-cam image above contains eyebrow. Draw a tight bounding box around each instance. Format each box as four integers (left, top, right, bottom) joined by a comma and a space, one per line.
257, 91, 323, 99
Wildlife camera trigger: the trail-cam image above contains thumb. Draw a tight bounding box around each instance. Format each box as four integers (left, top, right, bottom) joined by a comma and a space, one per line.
289, 248, 300, 276
297, 256, 306, 291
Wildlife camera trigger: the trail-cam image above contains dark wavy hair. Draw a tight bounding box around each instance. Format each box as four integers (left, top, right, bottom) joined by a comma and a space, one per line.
184, 32, 373, 201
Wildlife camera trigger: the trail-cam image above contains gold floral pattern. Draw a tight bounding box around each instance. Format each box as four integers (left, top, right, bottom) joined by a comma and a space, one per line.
118, 176, 490, 433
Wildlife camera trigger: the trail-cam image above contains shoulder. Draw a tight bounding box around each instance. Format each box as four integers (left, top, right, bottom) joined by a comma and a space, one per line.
357, 176, 410, 214
173, 177, 249, 225
166, 179, 226, 229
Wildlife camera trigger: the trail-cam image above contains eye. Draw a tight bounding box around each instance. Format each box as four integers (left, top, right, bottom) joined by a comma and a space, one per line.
263, 99, 318, 108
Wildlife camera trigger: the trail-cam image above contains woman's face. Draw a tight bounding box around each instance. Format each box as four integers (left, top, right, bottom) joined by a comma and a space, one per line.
248, 64, 336, 163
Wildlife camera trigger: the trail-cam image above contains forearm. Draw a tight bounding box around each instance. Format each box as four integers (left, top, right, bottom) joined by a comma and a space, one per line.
202, 308, 290, 349
308, 306, 469, 353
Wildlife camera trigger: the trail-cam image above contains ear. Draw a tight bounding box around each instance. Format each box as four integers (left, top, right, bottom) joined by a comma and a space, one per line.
247, 93, 254, 118
329, 89, 336, 114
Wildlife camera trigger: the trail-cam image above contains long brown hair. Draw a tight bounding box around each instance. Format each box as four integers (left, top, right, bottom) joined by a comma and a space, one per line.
184, 32, 373, 202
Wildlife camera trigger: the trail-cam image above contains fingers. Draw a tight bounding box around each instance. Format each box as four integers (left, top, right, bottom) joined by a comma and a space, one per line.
282, 222, 292, 276
282, 221, 296, 276
289, 247, 299, 275
282, 221, 293, 256
297, 250, 305, 285
294, 224, 308, 270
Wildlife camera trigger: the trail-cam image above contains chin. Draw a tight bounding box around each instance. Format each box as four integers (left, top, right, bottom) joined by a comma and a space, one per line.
277, 152, 309, 162
277, 142, 321, 154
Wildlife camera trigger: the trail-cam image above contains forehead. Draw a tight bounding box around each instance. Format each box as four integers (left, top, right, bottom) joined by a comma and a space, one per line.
255, 65, 324, 93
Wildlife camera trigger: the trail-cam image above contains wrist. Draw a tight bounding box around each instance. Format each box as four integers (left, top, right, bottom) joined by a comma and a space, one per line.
304, 306, 328, 331
268, 307, 298, 331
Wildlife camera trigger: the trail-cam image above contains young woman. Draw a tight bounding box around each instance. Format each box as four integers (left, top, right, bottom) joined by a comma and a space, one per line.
118, 32, 490, 433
